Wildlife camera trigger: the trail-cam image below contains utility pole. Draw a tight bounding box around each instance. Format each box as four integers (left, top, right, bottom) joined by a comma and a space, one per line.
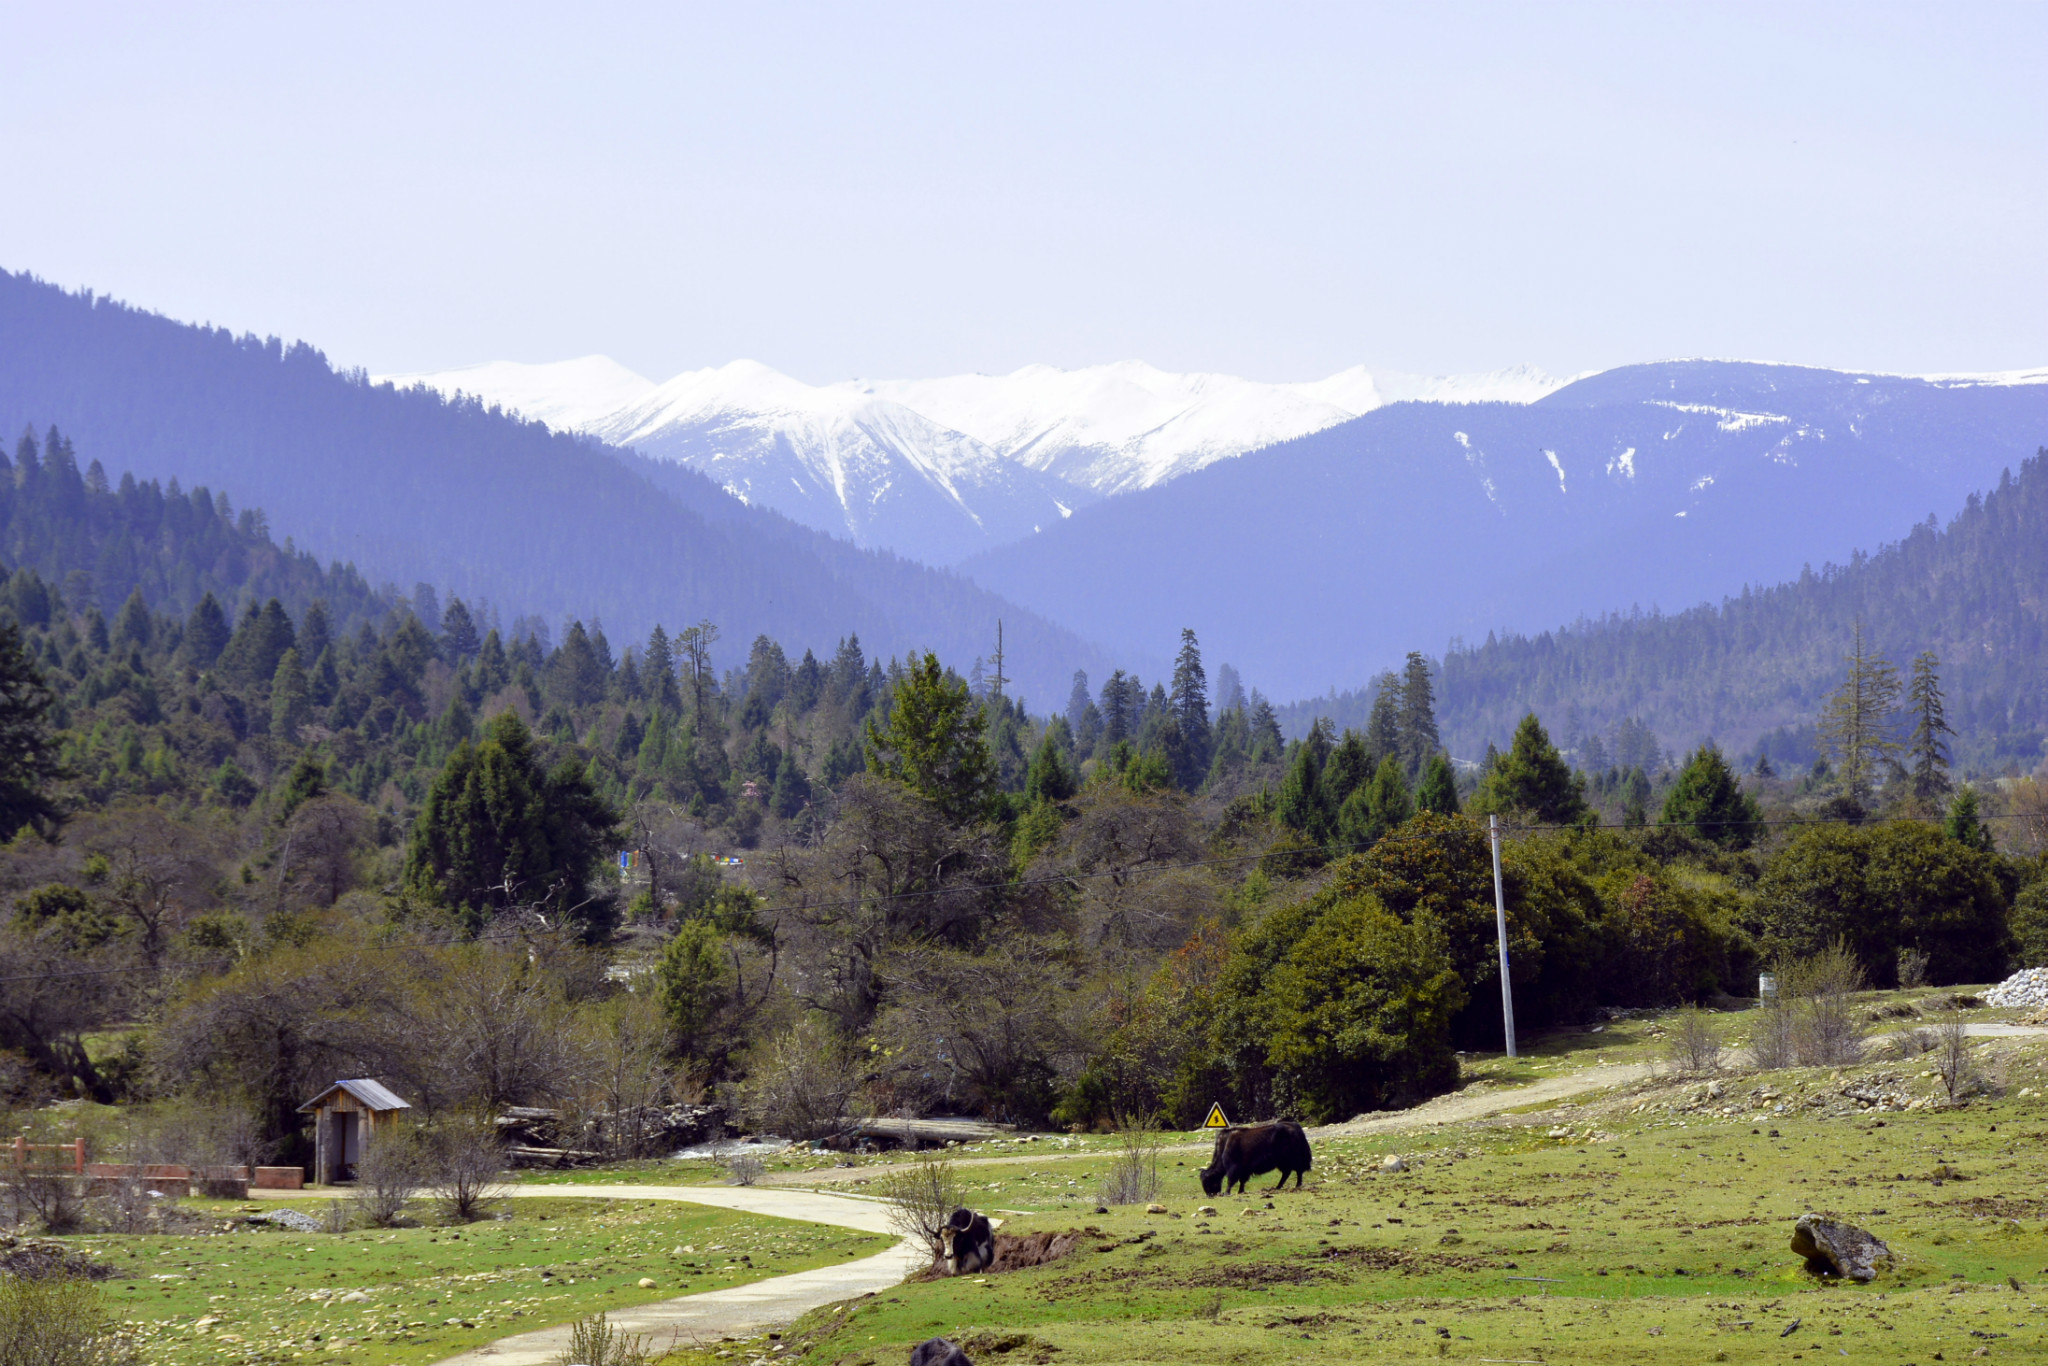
988, 619, 1008, 699
1489, 814, 1517, 1058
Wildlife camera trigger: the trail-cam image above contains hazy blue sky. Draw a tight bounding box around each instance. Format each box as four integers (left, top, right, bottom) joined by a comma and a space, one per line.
5, 2, 2044, 383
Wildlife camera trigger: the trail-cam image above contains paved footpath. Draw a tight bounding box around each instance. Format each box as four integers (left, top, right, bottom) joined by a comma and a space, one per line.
441, 1186, 924, 1366
256, 1184, 925, 1366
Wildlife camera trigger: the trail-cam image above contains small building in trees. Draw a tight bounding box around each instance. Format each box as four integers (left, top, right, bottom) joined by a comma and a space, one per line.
299, 1078, 412, 1184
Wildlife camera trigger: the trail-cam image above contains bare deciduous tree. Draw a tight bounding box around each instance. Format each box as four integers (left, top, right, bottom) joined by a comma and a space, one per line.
876, 1151, 964, 1256
739, 1017, 856, 1141
1933, 1011, 1978, 1102
351, 1127, 425, 1228
425, 1113, 508, 1222
1663, 1005, 1725, 1074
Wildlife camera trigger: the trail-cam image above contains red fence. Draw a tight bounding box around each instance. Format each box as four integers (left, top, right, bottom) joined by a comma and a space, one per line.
8, 1137, 84, 1173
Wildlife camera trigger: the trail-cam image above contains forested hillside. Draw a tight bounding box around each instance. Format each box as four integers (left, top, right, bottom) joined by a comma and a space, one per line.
0, 271, 1111, 700
0, 441, 2041, 1163
1436, 451, 2048, 769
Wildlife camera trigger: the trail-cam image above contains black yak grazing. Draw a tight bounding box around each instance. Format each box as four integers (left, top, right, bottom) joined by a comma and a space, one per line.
1199, 1120, 1312, 1195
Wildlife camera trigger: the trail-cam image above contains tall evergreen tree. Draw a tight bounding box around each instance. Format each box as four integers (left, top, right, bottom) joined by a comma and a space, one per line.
1100, 669, 1133, 747
110, 588, 152, 650
221, 598, 296, 689
1659, 742, 1762, 849
1818, 621, 1902, 804
441, 597, 480, 661
1476, 714, 1587, 824
551, 621, 607, 710
403, 711, 619, 934
1320, 730, 1373, 812
1943, 787, 1993, 852
0, 623, 60, 839
1906, 650, 1954, 802
1247, 691, 1283, 762
298, 599, 331, 665
184, 592, 231, 668
1396, 651, 1440, 775
475, 628, 511, 697
1338, 756, 1414, 851
1065, 669, 1091, 737
270, 647, 310, 740
863, 651, 998, 825
1277, 719, 1335, 843
1364, 672, 1401, 766
1414, 751, 1460, 816
1169, 628, 1212, 788
1024, 727, 1078, 804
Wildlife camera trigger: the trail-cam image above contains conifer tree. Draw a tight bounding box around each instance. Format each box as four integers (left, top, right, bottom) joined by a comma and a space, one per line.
1247, 691, 1283, 762
1320, 730, 1373, 812
1278, 719, 1334, 843
1338, 756, 1414, 850
270, 647, 310, 740
552, 621, 606, 709
299, 600, 331, 665
441, 597, 480, 661
110, 588, 153, 650
1396, 651, 1440, 775
1100, 670, 1133, 747
276, 753, 326, 821
1024, 728, 1078, 804
1364, 672, 1401, 767
183, 592, 231, 668
1169, 629, 1212, 788
1476, 714, 1587, 824
1415, 751, 1460, 815
1944, 787, 1993, 852
1818, 621, 1902, 804
0, 623, 60, 839
404, 711, 619, 933
1660, 742, 1761, 848
476, 628, 511, 697
1906, 650, 1954, 802
863, 651, 997, 825
678, 619, 720, 733
1065, 670, 1091, 737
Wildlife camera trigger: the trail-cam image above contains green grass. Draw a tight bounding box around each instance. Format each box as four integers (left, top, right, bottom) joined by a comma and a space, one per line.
739, 1029, 2048, 1366
79, 1196, 889, 1366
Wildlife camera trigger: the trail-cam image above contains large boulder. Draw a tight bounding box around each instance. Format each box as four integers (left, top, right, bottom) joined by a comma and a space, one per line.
1790, 1214, 1891, 1282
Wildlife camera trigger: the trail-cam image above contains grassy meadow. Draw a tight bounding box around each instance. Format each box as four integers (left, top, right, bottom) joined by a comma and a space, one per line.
77, 1196, 886, 1366
710, 1003, 2048, 1366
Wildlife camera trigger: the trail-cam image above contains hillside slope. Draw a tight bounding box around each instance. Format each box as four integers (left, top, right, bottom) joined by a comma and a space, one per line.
1433, 450, 2048, 767
0, 272, 1111, 699
963, 360, 2048, 701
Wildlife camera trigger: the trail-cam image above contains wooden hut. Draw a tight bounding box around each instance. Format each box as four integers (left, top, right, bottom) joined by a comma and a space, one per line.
299, 1079, 412, 1184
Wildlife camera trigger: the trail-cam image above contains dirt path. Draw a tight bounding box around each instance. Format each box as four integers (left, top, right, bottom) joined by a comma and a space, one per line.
1314, 1062, 1656, 1136
773, 1062, 1663, 1190
426, 1186, 924, 1366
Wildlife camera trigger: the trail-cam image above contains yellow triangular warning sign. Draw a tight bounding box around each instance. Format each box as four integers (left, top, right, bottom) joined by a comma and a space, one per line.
1202, 1102, 1230, 1129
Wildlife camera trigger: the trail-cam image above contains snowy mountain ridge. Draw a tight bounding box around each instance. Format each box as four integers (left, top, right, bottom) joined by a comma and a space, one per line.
374, 354, 1561, 561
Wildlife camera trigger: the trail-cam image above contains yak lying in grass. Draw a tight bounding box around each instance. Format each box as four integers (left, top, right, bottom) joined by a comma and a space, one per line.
1199, 1120, 1312, 1195
940, 1207, 995, 1275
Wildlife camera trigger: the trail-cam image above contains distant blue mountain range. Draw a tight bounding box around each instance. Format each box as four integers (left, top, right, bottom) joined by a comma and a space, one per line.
962, 360, 2048, 709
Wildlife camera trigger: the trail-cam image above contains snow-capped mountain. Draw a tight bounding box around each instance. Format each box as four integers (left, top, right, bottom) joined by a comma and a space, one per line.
376, 355, 1560, 563
584, 361, 1085, 566
870, 361, 1562, 493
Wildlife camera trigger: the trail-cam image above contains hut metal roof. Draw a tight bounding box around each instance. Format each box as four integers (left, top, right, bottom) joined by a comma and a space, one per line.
298, 1078, 413, 1114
